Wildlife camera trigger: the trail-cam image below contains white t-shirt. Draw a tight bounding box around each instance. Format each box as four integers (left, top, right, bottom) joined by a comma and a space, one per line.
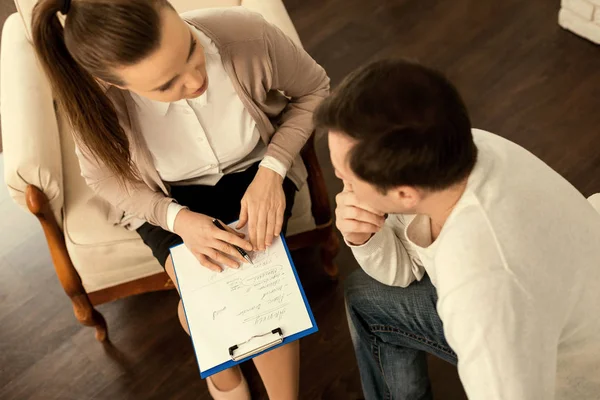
350, 129, 600, 399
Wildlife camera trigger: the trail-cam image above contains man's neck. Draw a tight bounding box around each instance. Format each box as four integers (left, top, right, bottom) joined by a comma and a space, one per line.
417, 179, 468, 239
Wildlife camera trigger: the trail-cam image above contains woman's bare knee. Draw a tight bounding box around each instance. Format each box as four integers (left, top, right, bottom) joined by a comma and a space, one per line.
165, 255, 180, 293
178, 300, 190, 335
169, 258, 188, 334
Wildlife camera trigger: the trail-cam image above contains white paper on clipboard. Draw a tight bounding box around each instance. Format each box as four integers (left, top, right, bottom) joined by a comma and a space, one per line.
170, 224, 315, 377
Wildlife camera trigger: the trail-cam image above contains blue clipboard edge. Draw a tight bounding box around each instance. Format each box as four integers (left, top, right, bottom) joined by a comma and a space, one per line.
169, 233, 318, 379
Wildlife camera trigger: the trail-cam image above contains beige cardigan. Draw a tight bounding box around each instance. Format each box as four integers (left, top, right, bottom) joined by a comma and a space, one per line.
75, 7, 330, 231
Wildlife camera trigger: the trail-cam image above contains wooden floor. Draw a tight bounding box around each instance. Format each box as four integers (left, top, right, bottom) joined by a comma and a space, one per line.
2, 0, 600, 399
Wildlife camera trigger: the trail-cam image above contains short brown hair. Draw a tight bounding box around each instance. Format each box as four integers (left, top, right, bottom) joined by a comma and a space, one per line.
315, 59, 477, 192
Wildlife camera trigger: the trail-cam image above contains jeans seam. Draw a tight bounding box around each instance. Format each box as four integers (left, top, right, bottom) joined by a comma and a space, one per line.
371, 335, 392, 400
371, 324, 457, 359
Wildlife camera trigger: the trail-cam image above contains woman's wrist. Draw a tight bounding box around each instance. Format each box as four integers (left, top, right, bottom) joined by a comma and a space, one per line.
167, 203, 188, 233
257, 165, 284, 184
259, 156, 288, 180
173, 208, 193, 236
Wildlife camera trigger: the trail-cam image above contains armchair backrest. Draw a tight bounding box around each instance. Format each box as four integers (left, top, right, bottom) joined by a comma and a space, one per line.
14, 0, 243, 41
12, 0, 301, 46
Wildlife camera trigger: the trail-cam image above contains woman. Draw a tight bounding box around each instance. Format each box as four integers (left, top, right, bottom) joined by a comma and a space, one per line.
31, 0, 329, 399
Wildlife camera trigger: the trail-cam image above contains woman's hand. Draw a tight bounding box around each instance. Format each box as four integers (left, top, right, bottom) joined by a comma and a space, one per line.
237, 167, 286, 251
173, 210, 253, 272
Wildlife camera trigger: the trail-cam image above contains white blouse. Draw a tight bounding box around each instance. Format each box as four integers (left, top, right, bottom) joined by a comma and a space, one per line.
130, 26, 286, 231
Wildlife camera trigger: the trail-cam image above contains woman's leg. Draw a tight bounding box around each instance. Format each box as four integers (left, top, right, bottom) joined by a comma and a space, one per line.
138, 165, 300, 397
252, 342, 300, 400
166, 256, 244, 392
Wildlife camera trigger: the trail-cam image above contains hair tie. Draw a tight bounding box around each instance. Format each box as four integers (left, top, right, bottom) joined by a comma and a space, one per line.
61, 0, 72, 15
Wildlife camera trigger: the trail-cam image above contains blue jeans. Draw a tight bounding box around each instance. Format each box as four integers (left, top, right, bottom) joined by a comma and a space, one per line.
345, 269, 458, 400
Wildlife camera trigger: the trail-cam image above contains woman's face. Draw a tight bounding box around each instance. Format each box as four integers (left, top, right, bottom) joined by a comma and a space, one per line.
113, 7, 208, 103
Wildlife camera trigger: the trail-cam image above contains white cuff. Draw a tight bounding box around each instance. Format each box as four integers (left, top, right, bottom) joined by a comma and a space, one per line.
167, 202, 188, 233
259, 156, 288, 179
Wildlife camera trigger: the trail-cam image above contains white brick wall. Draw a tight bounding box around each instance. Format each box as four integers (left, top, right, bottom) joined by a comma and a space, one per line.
559, 0, 600, 44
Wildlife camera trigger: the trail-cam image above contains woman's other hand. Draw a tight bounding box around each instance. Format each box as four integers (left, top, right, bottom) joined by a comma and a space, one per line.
237, 167, 285, 251
173, 210, 253, 272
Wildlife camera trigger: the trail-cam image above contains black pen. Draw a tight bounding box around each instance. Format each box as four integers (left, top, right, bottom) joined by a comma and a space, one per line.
212, 219, 253, 265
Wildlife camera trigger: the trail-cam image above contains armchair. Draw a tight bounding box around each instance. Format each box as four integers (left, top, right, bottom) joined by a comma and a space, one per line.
1, 0, 339, 342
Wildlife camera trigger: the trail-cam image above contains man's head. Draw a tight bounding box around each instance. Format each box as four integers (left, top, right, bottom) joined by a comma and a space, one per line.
315, 59, 477, 214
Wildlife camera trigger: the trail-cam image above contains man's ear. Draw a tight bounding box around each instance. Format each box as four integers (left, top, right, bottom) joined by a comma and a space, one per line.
395, 185, 420, 209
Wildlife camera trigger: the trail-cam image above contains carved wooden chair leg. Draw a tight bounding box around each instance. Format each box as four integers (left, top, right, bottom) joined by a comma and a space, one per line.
321, 225, 340, 279
72, 294, 109, 342
26, 185, 109, 342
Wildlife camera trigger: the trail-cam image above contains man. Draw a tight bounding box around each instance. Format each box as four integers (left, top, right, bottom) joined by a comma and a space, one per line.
315, 59, 600, 399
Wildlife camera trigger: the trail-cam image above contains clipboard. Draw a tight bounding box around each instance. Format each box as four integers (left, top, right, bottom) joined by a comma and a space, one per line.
228, 327, 283, 361
170, 231, 318, 379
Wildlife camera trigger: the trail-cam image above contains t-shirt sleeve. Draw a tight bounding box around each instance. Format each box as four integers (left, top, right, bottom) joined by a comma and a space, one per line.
349, 215, 425, 287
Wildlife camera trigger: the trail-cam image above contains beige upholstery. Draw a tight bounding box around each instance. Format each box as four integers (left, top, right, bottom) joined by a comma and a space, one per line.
14, 0, 302, 46
588, 194, 600, 213
1, 0, 315, 292
1, 12, 64, 225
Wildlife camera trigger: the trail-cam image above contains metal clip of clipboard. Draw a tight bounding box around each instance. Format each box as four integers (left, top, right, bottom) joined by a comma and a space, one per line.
228, 328, 284, 361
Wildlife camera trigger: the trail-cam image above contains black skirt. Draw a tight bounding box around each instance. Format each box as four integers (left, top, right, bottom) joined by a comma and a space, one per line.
136, 163, 297, 267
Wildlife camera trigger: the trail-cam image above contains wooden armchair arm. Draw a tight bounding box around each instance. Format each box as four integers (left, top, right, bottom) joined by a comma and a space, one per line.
293, 134, 340, 278
26, 185, 108, 341
26, 185, 83, 299
300, 134, 333, 228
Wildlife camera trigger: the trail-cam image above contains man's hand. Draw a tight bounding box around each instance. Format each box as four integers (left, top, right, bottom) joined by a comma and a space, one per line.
335, 186, 386, 246
237, 167, 286, 251
173, 210, 253, 272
